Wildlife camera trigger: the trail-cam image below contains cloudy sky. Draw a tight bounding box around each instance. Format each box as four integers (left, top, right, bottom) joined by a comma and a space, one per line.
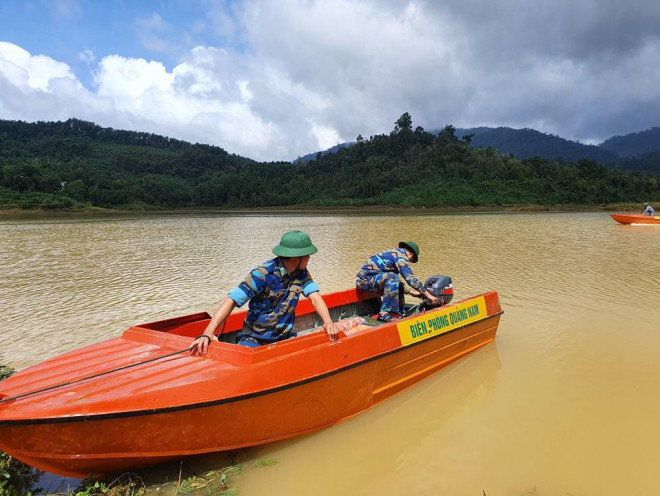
1, 0, 659, 161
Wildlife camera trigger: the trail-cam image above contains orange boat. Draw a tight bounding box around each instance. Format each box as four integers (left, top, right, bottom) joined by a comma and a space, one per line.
611, 213, 660, 225
0, 287, 502, 477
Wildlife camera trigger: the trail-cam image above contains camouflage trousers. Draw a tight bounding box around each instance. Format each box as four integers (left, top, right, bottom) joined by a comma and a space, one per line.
355, 272, 402, 315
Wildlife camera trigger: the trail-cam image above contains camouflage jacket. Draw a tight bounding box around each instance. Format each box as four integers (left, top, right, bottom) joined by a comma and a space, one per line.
356, 248, 424, 293
228, 257, 319, 340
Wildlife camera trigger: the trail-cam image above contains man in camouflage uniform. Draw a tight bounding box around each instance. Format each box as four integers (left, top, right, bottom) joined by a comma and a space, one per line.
192, 231, 338, 352
356, 241, 438, 322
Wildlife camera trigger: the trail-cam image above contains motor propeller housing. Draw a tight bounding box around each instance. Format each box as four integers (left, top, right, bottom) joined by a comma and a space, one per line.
421, 275, 453, 309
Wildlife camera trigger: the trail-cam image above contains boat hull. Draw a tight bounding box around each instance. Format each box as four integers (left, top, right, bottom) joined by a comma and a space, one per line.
0, 290, 502, 477
611, 213, 660, 225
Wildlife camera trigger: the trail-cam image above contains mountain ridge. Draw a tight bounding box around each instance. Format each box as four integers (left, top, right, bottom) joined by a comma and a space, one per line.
298, 125, 660, 172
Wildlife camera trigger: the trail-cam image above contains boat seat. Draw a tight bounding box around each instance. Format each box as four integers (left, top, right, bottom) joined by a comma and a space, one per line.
294, 296, 382, 335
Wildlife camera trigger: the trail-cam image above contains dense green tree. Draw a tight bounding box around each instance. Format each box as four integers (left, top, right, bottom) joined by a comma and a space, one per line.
0, 116, 659, 210
394, 113, 412, 133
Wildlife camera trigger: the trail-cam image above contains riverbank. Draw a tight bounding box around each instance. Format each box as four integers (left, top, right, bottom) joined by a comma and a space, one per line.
0, 202, 648, 217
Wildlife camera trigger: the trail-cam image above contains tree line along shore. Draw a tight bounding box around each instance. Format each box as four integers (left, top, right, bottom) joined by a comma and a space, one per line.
1, 115, 658, 211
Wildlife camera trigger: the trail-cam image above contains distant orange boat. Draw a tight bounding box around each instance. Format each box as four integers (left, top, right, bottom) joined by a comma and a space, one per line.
610, 213, 660, 225
0, 287, 502, 477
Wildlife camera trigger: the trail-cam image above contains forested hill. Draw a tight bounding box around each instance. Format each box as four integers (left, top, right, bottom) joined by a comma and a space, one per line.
1, 118, 196, 152
298, 125, 660, 173
455, 127, 619, 164
0, 118, 258, 208
1, 115, 659, 210
600, 127, 660, 158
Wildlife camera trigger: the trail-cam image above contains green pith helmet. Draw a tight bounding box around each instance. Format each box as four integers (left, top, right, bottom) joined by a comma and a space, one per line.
273, 230, 318, 257
399, 241, 420, 263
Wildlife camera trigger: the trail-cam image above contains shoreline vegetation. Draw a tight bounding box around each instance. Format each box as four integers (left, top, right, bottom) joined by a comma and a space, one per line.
1, 115, 659, 214
0, 202, 651, 217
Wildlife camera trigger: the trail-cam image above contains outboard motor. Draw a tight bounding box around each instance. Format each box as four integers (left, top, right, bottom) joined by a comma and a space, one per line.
421, 275, 453, 311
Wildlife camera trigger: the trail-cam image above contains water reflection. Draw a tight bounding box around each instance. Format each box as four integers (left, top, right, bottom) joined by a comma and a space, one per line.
237, 344, 501, 495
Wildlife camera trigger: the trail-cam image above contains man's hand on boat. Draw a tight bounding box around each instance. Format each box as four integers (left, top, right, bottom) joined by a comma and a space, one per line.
307, 292, 339, 342
323, 320, 339, 342
192, 333, 215, 355
408, 289, 439, 305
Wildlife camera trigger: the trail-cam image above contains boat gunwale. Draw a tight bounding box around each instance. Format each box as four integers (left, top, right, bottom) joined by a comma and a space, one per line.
0, 311, 502, 426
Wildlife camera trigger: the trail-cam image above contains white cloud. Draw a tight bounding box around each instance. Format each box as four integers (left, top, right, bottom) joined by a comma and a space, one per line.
235, 0, 469, 139
135, 13, 174, 53
0, 42, 78, 92
90, 48, 285, 159
94, 56, 174, 104
237, 80, 253, 102
78, 49, 96, 65
310, 120, 341, 151
2, 1, 660, 160
0, 40, 285, 159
